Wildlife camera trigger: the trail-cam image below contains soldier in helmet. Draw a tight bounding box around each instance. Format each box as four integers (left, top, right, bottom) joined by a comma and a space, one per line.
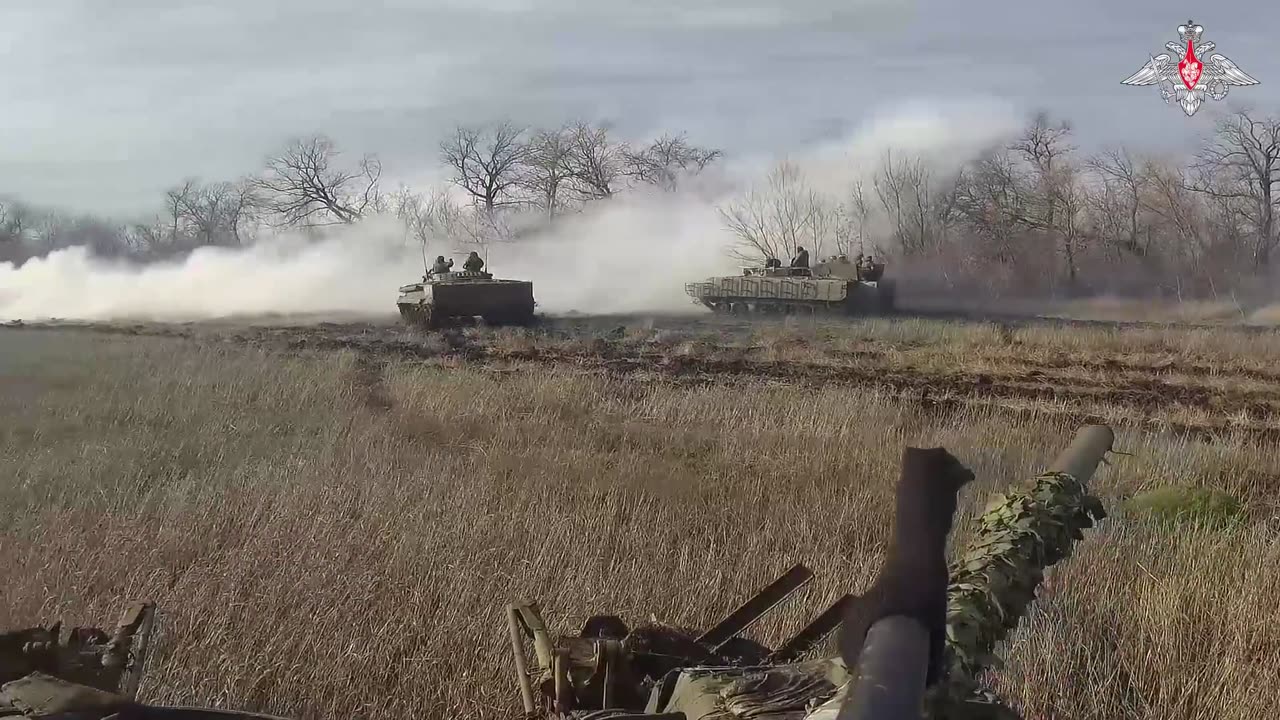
790, 245, 809, 269
861, 254, 884, 282
463, 251, 484, 272
430, 255, 453, 274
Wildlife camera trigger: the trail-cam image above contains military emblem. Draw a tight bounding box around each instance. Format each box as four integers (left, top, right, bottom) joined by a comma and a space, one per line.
1121, 21, 1259, 116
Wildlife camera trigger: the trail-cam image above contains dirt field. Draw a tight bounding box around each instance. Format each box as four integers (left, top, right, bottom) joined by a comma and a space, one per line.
3, 311, 1279, 719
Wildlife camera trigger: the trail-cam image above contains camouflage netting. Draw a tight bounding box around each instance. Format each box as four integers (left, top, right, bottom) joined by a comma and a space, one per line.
928, 471, 1108, 720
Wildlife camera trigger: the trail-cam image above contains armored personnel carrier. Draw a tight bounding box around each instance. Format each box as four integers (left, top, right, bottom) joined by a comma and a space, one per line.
396, 269, 536, 330
683, 255, 894, 317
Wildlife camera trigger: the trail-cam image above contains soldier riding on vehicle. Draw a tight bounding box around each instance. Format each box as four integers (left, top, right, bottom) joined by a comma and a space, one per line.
860, 254, 884, 282
463, 251, 484, 272
791, 246, 810, 269
430, 256, 454, 274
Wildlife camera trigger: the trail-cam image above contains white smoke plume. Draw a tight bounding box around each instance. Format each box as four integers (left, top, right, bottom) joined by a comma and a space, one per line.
0, 99, 1021, 323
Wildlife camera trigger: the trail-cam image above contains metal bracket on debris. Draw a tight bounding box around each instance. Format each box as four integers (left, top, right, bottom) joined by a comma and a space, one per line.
110, 602, 157, 700
508, 562, 856, 719
768, 593, 853, 664
507, 603, 550, 717
695, 563, 814, 651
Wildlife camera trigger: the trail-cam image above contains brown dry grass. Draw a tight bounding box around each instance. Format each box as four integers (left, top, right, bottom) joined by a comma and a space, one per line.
2, 325, 1280, 720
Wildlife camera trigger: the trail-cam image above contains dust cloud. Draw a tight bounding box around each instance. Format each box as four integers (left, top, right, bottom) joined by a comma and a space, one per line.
0, 100, 1020, 323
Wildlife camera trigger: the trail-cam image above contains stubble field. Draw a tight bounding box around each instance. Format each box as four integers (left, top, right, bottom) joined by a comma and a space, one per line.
2, 311, 1279, 720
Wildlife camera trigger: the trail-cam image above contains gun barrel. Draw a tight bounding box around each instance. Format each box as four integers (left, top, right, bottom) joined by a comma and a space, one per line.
837, 424, 1115, 720
1047, 424, 1114, 485
836, 615, 930, 720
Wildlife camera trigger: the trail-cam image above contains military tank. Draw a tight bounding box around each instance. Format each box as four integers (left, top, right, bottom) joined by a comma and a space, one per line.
683, 255, 895, 317
396, 269, 536, 330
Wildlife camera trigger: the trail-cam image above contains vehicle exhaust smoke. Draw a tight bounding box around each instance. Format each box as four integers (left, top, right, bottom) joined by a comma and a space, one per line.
0, 100, 1021, 323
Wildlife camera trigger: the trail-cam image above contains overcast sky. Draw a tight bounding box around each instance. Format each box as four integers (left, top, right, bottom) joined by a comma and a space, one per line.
3, 0, 1278, 217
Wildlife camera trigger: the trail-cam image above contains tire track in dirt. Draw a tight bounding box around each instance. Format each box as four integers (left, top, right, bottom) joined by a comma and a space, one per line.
18, 319, 1280, 387
235, 326, 1280, 427
484, 354, 1280, 444
492, 350, 1280, 417
823, 346, 1280, 384
10, 321, 1280, 438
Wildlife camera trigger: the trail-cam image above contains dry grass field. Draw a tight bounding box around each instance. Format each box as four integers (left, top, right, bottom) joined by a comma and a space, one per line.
3, 313, 1280, 720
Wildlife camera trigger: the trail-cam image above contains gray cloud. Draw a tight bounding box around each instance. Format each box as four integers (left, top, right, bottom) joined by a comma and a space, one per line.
2, 0, 1277, 216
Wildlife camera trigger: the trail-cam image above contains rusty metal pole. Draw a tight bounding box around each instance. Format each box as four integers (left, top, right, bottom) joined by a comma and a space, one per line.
837, 424, 1115, 720
506, 605, 537, 716
553, 649, 572, 713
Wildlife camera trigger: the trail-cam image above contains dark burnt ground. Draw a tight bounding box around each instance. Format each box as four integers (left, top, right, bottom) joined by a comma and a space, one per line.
6, 314, 1280, 442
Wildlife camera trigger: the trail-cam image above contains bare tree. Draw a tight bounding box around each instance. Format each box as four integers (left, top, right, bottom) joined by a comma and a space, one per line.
161, 181, 187, 246
391, 185, 428, 247
391, 185, 469, 251
1189, 109, 1280, 267
1009, 112, 1074, 228
519, 127, 575, 218
0, 199, 28, 239
166, 178, 259, 247
121, 221, 168, 259
873, 151, 944, 255
1142, 158, 1206, 260
0, 199, 30, 263
564, 121, 627, 201
250, 135, 382, 227
845, 180, 873, 256
719, 161, 837, 263
18, 208, 126, 259
1088, 147, 1149, 257
213, 180, 259, 245
622, 133, 722, 191
954, 149, 1025, 264
1054, 161, 1089, 287
988, 112, 1087, 286
440, 122, 528, 213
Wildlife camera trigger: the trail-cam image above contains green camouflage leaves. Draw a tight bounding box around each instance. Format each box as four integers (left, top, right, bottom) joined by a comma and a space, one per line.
928, 471, 1108, 719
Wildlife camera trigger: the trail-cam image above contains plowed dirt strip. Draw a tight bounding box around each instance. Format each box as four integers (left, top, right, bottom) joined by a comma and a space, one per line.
10, 317, 1279, 380
8, 320, 1280, 443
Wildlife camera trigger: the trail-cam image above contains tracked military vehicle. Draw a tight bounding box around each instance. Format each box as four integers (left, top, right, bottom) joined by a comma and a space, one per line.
396, 269, 536, 330
684, 255, 895, 317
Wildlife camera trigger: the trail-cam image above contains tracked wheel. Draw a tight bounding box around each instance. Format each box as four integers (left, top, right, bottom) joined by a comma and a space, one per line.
398, 303, 438, 330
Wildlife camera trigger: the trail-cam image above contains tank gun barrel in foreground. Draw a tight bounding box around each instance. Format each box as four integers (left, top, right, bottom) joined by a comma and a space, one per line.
834, 424, 1114, 720
2, 430, 1113, 720
507, 424, 1115, 720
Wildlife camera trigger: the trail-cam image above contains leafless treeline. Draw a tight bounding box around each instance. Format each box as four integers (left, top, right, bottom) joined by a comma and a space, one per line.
401, 121, 721, 249
0, 120, 720, 265
0, 136, 377, 264
4, 109, 1279, 300
437, 121, 720, 213
720, 109, 1280, 299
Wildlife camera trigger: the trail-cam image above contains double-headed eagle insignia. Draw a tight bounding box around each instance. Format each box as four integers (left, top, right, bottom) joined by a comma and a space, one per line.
1122, 21, 1259, 116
